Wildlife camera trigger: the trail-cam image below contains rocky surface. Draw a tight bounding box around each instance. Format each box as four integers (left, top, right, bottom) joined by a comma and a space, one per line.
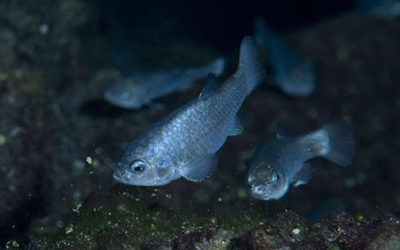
25, 202, 400, 249
0, 0, 94, 244
0, 92, 44, 244
0, 0, 399, 248
232, 211, 400, 249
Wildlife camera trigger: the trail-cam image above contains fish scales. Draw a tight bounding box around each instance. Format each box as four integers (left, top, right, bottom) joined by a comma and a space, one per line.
105, 57, 226, 109
113, 36, 265, 186
247, 120, 356, 200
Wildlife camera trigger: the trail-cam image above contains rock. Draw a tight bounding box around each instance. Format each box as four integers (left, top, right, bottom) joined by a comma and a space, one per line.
364, 214, 400, 250
232, 212, 400, 250
0, 0, 96, 245
0, 93, 45, 245
143, 227, 232, 250
232, 210, 310, 249
173, 227, 232, 250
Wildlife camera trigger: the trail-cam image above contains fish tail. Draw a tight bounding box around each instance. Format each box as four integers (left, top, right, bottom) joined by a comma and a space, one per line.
319, 120, 356, 167
254, 17, 273, 47
254, 17, 281, 56
236, 36, 266, 94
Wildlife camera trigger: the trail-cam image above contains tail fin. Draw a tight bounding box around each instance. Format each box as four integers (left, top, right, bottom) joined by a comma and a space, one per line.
254, 17, 272, 47
208, 57, 226, 77
320, 120, 356, 167
254, 17, 281, 53
236, 36, 266, 93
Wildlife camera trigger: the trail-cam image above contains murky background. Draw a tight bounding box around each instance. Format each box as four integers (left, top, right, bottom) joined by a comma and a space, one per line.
1, 0, 400, 249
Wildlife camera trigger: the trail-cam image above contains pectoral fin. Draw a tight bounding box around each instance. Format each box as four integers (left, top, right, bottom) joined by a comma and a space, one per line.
292, 163, 312, 187
228, 114, 244, 136
180, 154, 218, 182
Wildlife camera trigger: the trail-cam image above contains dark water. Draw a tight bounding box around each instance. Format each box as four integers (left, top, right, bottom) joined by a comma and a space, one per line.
1, 0, 399, 248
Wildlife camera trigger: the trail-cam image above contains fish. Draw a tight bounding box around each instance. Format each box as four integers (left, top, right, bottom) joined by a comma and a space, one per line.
357, 0, 400, 18
254, 18, 316, 96
113, 36, 265, 186
104, 57, 226, 109
247, 120, 356, 200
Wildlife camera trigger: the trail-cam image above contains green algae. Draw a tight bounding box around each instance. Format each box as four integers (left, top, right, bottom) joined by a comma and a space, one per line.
265, 227, 279, 235
356, 214, 367, 223
7, 68, 46, 99
4, 240, 20, 249
0, 134, 6, 146
31, 185, 270, 248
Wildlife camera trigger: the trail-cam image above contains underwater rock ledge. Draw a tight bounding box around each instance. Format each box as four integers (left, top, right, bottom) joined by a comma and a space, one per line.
25, 197, 400, 250
23, 185, 400, 250
143, 211, 400, 250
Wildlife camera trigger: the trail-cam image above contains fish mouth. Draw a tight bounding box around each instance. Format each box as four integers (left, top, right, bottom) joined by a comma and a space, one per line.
113, 171, 125, 183
103, 91, 116, 103
250, 184, 288, 201
249, 184, 278, 201
104, 91, 142, 109
250, 189, 272, 201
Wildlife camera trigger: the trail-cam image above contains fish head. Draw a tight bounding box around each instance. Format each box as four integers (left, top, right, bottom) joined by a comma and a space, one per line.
247, 159, 289, 200
276, 61, 315, 96
104, 78, 146, 109
113, 140, 178, 186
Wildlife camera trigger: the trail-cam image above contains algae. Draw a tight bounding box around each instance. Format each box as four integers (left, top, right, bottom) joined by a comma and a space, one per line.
30, 185, 270, 248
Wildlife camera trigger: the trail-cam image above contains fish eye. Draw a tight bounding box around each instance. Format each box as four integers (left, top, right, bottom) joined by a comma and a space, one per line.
271, 172, 280, 183
130, 160, 146, 173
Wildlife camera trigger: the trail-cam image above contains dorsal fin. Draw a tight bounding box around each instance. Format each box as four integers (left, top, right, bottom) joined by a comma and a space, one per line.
199, 73, 220, 100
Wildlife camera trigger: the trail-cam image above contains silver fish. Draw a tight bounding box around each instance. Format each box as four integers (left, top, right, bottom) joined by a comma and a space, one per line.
113, 36, 265, 186
104, 57, 226, 109
247, 120, 356, 200
254, 18, 316, 96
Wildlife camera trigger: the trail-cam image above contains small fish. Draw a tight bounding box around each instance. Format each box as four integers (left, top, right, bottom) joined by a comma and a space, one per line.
247, 120, 356, 200
104, 57, 226, 109
113, 36, 265, 186
357, 0, 400, 18
254, 18, 316, 96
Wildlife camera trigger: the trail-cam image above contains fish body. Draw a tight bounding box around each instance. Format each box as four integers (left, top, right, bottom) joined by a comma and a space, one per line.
104, 57, 226, 109
247, 121, 356, 200
113, 36, 265, 186
254, 18, 316, 96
